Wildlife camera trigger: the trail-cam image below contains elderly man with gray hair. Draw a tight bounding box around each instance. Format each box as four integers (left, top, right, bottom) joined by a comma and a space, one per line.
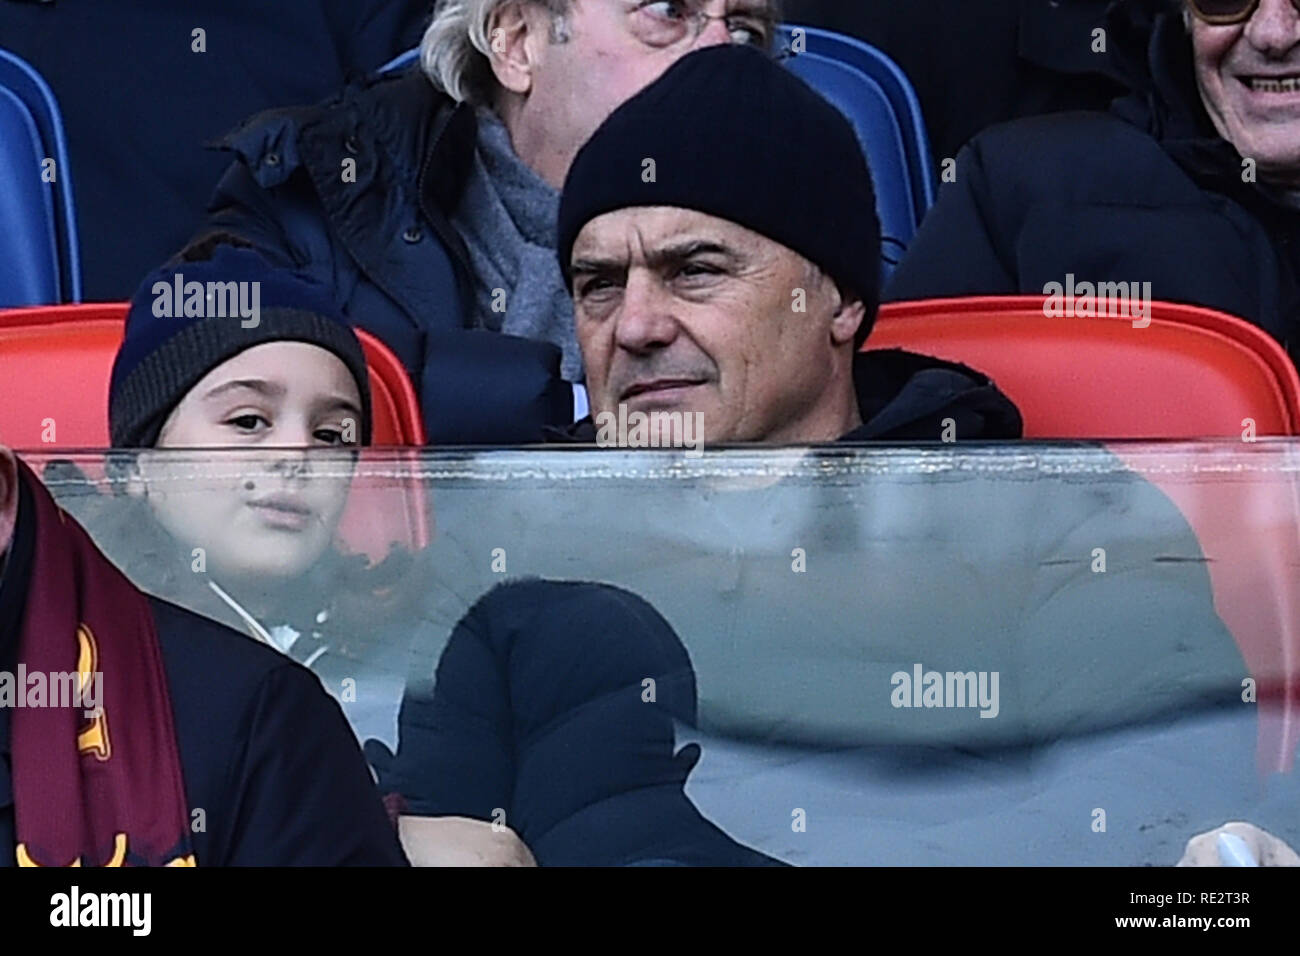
190, 0, 782, 443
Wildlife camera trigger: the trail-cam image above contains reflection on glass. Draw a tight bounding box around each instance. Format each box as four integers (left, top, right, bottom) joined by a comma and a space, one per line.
24, 443, 1300, 865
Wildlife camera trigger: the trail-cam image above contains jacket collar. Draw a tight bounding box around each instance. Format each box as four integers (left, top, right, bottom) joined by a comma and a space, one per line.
843, 349, 1023, 441
418, 95, 478, 224
549, 349, 1023, 444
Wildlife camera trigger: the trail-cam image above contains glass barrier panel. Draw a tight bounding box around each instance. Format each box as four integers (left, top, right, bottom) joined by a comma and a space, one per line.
20, 442, 1300, 866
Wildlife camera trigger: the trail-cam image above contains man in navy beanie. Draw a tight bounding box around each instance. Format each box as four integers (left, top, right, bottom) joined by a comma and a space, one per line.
552, 44, 1023, 446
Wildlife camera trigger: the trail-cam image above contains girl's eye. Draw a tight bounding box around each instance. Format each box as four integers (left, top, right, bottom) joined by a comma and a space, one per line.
313, 428, 345, 446
227, 414, 268, 432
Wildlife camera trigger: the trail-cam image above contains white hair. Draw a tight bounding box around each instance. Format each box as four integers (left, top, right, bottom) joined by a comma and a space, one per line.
420, 0, 570, 105
420, 0, 783, 105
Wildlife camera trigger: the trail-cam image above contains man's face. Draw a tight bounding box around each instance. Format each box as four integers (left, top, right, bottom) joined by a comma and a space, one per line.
570, 206, 865, 443
133, 342, 361, 584
512, 0, 776, 185
1190, 0, 1300, 182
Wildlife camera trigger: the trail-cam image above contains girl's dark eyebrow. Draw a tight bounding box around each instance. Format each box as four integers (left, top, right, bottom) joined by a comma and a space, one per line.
202, 379, 285, 401
313, 395, 363, 416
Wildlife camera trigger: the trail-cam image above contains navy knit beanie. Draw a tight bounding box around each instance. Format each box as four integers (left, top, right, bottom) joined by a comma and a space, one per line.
109, 246, 373, 447
556, 44, 881, 343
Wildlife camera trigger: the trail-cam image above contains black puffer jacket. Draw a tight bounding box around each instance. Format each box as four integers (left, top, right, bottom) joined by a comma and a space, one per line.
885, 0, 1300, 360
370, 579, 785, 866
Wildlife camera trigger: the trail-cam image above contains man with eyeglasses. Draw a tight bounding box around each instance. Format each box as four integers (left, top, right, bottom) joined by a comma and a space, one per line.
186, 0, 781, 446
886, 0, 1300, 367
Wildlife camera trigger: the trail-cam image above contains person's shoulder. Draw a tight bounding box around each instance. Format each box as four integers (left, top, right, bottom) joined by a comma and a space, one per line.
149, 596, 291, 674
952, 110, 1188, 206
146, 596, 330, 717
321, 68, 455, 136
211, 70, 455, 179
230, 66, 445, 130
964, 110, 1163, 167
146, 597, 407, 866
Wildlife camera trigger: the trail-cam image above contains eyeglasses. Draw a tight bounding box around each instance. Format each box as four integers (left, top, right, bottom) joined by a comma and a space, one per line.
1187, 0, 1300, 26
621, 0, 775, 50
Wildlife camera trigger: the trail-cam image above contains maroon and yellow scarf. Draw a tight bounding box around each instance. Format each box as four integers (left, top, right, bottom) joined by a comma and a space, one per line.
11, 460, 194, 867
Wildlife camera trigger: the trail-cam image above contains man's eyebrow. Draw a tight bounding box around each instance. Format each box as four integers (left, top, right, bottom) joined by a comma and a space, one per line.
645, 239, 740, 268
572, 239, 741, 278
201, 379, 285, 401
570, 255, 627, 277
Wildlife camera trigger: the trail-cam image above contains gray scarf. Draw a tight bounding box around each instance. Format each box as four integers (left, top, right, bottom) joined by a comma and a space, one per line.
447, 107, 582, 382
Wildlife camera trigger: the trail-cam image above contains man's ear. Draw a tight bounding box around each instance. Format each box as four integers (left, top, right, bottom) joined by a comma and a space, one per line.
829, 292, 867, 348
488, 0, 544, 97
0, 446, 18, 557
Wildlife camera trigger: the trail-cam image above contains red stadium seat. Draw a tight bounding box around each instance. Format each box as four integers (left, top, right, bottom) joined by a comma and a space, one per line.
872, 296, 1300, 439
874, 296, 1300, 773
0, 302, 425, 446
0, 302, 429, 558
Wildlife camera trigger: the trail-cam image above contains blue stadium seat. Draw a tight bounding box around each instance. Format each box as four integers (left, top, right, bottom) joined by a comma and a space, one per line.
778, 25, 936, 279
379, 47, 419, 74
0, 47, 81, 305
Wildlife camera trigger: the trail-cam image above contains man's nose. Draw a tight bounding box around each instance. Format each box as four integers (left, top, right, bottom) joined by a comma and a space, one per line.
696, 20, 731, 48
694, 1, 733, 48
614, 273, 680, 353
1246, 0, 1300, 58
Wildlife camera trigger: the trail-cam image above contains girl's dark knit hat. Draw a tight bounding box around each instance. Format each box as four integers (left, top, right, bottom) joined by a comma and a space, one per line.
109, 245, 373, 447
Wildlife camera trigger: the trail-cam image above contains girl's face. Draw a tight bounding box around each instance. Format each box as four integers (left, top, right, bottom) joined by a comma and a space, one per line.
132, 341, 363, 584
